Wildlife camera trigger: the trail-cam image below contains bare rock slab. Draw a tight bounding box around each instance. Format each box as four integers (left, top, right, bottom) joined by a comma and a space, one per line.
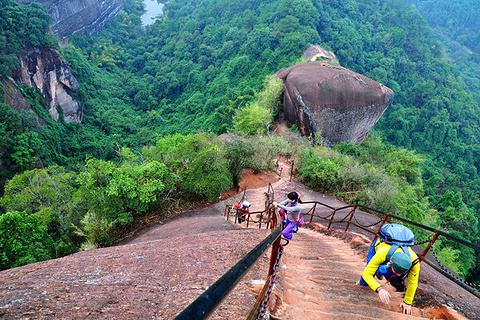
17, 0, 121, 38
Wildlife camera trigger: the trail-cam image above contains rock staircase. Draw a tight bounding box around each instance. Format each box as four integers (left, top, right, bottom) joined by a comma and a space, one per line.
223, 161, 443, 319
271, 228, 431, 320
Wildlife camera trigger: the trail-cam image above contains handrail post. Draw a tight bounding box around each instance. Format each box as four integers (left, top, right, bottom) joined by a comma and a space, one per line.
267, 206, 274, 229
289, 160, 294, 182
246, 234, 282, 320
235, 209, 238, 224
375, 215, 389, 236
327, 209, 337, 230
246, 213, 250, 228
259, 211, 263, 229
226, 206, 230, 221
344, 206, 356, 232
271, 208, 277, 230
309, 203, 317, 224
419, 231, 440, 261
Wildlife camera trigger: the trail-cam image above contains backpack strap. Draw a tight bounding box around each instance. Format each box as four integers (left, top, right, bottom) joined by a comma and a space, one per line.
386, 245, 398, 262
291, 211, 303, 226
401, 258, 420, 281
287, 201, 303, 226
386, 244, 411, 262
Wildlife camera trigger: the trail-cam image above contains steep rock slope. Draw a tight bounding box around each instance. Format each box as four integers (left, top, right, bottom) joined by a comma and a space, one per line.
17, 0, 121, 38
272, 228, 430, 319
0, 200, 269, 319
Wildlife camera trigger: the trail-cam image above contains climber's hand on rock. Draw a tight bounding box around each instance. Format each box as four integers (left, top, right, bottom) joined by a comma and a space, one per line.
377, 288, 391, 304
400, 303, 412, 315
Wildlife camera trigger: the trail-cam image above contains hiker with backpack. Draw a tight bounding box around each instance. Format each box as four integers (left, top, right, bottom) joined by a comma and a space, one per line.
358, 223, 420, 315
272, 192, 304, 240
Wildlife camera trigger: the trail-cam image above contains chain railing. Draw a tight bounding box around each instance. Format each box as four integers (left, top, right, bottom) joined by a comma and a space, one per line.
302, 201, 480, 299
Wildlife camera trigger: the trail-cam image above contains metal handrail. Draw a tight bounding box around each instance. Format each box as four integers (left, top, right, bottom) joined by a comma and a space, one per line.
177, 184, 282, 319
175, 226, 282, 320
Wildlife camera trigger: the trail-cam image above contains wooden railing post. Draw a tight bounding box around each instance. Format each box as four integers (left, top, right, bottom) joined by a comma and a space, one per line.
419, 231, 440, 261
375, 215, 389, 236
309, 203, 317, 223
327, 209, 337, 230
289, 160, 294, 182
271, 208, 277, 230
344, 206, 356, 232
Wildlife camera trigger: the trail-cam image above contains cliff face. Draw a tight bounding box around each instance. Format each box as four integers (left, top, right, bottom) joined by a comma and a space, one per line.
14, 48, 82, 123
277, 62, 393, 145
17, 0, 121, 38
2, 77, 45, 126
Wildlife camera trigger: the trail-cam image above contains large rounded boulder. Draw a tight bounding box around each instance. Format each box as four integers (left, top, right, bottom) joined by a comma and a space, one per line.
277, 62, 393, 145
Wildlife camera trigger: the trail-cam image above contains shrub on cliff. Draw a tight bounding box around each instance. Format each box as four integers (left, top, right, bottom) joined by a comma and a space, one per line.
232, 77, 283, 136
0, 211, 54, 270
224, 139, 256, 187
181, 145, 233, 200
75, 158, 176, 246
233, 103, 272, 135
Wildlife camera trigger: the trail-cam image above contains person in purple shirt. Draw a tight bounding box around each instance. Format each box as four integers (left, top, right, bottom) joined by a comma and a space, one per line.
273, 192, 303, 240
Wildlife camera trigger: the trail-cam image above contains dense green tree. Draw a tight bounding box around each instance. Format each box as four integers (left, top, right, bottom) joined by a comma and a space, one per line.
0, 211, 54, 270
0, 0, 55, 78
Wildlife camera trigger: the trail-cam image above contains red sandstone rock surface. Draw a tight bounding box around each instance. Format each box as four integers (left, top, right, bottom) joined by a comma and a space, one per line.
0, 200, 269, 319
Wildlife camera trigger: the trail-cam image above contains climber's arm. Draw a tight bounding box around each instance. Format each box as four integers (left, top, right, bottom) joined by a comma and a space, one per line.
404, 261, 420, 305
361, 250, 387, 292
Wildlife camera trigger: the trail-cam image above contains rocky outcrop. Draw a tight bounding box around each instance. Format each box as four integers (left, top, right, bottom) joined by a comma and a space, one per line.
277, 62, 393, 145
303, 45, 339, 65
2, 77, 45, 126
14, 48, 82, 123
17, 0, 121, 38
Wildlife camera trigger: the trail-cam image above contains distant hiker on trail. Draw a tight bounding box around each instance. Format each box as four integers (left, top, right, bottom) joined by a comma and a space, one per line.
273, 192, 304, 240
358, 223, 420, 315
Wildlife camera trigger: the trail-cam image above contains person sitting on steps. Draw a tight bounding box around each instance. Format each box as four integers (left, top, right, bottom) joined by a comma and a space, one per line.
357, 223, 420, 315
272, 192, 304, 240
